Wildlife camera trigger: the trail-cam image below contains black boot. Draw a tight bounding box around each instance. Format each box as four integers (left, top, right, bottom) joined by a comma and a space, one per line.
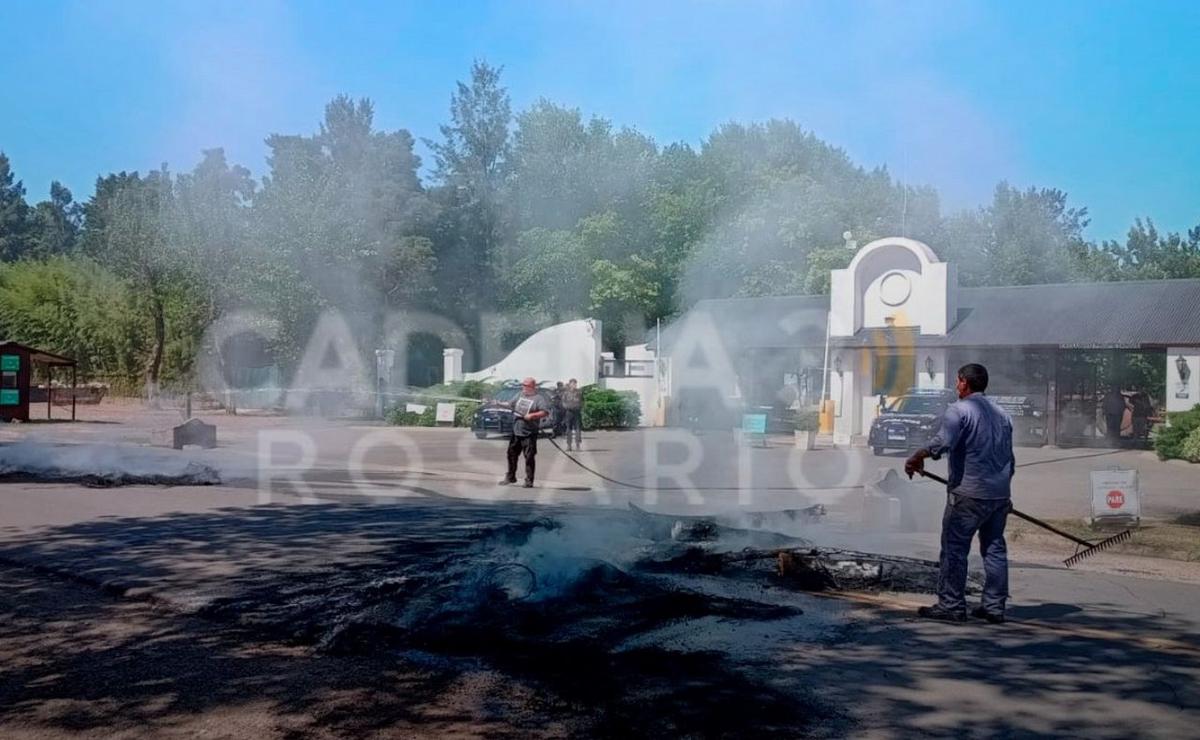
971, 606, 1005, 624
917, 604, 966, 622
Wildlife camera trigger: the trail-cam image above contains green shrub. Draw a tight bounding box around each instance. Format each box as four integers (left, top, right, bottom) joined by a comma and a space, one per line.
0, 256, 148, 381
386, 398, 480, 427
386, 405, 436, 426
434, 380, 499, 400
1155, 404, 1200, 461
581, 385, 641, 429
455, 401, 481, 427
794, 409, 820, 431
1180, 426, 1200, 463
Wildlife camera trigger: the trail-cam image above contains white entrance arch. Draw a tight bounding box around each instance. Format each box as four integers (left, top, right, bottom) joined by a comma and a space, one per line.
827, 237, 958, 444
829, 237, 956, 338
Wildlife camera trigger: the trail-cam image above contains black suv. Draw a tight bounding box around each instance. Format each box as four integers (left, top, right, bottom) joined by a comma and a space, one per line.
868, 389, 955, 455
471, 383, 559, 439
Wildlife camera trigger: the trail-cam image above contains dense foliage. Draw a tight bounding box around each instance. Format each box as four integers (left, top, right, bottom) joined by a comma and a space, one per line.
1154, 405, 1200, 462
793, 410, 821, 432
2, 62, 1198, 395
581, 385, 641, 429
1179, 427, 1200, 464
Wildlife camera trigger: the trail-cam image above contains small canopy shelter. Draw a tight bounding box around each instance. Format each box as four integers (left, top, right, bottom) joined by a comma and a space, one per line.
0, 341, 77, 422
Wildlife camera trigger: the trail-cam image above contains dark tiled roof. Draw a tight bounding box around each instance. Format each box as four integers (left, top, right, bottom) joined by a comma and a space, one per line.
658, 278, 1200, 351
947, 279, 1200, 348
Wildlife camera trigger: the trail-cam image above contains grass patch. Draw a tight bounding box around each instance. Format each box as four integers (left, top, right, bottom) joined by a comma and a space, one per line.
1008, 517, 1200, 563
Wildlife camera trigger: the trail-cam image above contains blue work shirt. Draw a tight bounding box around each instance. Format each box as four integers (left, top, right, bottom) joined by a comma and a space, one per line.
922, 393, 1016, 500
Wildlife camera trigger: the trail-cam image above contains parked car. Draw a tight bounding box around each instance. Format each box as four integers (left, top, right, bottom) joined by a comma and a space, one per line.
869, 389, 955, 455
991, 392, 1048, 446
471, 382, 560, 439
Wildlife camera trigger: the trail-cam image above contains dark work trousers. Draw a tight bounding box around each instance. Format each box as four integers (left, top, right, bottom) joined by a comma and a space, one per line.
936, 493, 1010, 615
1106, 414, 1123, 443
506, 434, 537, 483
564, 408, 583, 447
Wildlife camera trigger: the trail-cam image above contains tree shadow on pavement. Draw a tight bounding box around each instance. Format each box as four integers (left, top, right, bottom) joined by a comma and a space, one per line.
751, 599, 1200, 739
0, 496, 842, 738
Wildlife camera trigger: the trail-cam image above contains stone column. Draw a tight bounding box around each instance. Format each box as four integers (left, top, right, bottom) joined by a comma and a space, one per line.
443, 348, 464, 384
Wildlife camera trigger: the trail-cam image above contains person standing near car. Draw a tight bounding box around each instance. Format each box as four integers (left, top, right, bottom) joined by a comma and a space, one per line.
499, 377, 550, 488
1131, 389, 1153, 440
1103, 385, 1127, 445
904, 363, 1015, 624
561, 378, 584, 451
552, 381, 566, 436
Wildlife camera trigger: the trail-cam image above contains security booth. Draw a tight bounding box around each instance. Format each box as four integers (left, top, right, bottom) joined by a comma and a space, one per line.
656, 237, 1200, 448
0, 341, 77, 422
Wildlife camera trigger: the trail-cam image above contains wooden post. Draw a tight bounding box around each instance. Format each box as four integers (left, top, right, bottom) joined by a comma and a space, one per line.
47, 365, 52, 420
71, 365, 77, 421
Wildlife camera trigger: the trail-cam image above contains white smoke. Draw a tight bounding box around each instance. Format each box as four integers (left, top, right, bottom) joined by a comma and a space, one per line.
0, 440, 229, 484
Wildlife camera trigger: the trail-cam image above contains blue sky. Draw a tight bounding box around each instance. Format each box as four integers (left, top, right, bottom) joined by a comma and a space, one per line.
1, 0, 1197, 242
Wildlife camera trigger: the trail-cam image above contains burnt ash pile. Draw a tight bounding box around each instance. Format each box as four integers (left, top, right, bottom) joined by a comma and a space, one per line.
0, 461, 221, 487
628, 504, 962, 593
177, 505, 963, 735
194, 506, 957, 656
191, 512, 838, 736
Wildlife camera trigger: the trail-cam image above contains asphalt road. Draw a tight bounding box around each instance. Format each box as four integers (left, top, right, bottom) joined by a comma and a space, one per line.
2, 414, 1199, 737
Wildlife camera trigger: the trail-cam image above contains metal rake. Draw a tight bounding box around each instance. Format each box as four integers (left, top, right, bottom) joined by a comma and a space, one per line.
916, 469, 1134, 567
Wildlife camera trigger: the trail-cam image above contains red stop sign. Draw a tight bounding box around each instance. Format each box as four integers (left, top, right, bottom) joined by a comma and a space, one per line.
1106, 490, 1126, 509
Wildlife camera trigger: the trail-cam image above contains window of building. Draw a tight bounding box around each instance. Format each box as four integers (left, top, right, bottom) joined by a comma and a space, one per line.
873, 353, 915, 397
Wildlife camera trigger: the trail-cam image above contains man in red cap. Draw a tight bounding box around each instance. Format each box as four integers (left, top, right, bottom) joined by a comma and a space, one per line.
499, 377, 550, 488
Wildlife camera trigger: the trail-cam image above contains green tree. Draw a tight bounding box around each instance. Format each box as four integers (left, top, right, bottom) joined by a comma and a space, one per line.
170, 149, 258, 391
590, 255, 659, 351
0, 256, 148, 382
499, 227, 590, 322
510, 99, 595, 230
28, 182, 82, 258
254, 96, 433, 367
1086, 218, 1200, 280
80, 168, 180, 398
426, 61, 512, 339
677, 120, 943, 306
985, 183, 1090, 285
0, 153, 32, 261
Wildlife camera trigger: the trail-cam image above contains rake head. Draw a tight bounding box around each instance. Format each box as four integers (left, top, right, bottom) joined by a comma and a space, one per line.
1063, 529, 1134, 567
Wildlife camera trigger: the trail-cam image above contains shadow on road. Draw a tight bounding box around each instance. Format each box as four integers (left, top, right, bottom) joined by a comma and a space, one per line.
0, 493, 1197, 737
0, 496, 839, 737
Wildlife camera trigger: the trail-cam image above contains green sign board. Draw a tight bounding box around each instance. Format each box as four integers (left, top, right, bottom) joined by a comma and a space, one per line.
741, 413, 768, 434
0, 354, 18, 372
0, 389, 19, 406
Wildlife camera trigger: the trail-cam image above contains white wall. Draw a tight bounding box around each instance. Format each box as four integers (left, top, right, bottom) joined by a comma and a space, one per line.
1166, 348, 1200, 413
465, 318, 602, 385
602, 376, 657, 426
830, 237, 954, 338
830, 357, 856, 445
916, 349, 948, 390
600, 344, 660, 426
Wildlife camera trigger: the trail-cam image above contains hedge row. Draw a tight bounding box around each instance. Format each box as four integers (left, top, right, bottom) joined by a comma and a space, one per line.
385, 399, 481, 427
581, 386, 641, 429
385, 384, 642, 430
1155, 404, 1200, 462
